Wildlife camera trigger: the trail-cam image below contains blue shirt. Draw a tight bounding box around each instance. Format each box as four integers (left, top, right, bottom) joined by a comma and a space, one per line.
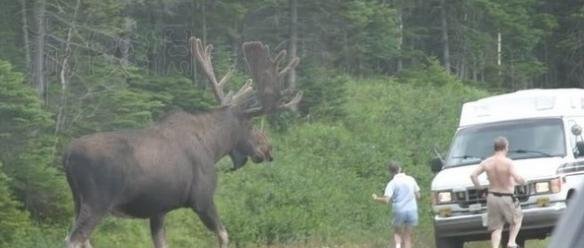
384, 173, 420, 212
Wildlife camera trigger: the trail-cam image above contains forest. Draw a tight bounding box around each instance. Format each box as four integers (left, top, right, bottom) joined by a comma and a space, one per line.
0, 0, 582, 247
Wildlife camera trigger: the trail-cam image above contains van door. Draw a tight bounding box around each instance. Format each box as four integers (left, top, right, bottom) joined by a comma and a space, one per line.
566, 118, 584, 158
562, 118, 584, 199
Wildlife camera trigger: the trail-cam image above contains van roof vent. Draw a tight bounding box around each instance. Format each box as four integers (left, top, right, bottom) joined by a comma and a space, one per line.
535, 96, 555, 110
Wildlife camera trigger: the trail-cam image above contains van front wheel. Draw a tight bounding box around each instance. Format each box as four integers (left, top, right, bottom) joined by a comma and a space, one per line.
435, 236, 464, 248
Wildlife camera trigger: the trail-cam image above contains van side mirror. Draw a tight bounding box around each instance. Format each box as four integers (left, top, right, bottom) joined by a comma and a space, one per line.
429, 158, 444, 173
572, 124, 584, 157
572, 124, 582, 136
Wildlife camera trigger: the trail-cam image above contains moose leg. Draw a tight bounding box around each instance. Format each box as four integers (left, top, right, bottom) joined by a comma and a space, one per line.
150, 214, 168, 248
192, 201, 229, 248
66, 204, 105, 248
81, 240, 93, 248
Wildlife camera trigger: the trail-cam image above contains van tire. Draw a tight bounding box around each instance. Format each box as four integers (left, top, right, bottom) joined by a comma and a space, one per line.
435, 236, 463, 248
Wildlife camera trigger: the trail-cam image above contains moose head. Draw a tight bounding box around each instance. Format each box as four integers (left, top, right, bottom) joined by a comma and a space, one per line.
190, 37, 301, 169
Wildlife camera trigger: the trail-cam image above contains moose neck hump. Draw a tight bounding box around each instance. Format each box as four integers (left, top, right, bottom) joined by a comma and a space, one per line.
157, 109, 242, 162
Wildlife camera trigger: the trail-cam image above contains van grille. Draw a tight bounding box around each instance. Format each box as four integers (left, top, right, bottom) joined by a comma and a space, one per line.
455, 185, 530, 208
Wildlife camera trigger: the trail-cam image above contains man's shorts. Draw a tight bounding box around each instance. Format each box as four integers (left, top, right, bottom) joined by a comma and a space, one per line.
393, 209, 418, 227
487, 193, 523, 231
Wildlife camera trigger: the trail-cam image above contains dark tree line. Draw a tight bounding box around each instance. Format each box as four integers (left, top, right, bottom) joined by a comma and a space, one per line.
1, 0, 581, 96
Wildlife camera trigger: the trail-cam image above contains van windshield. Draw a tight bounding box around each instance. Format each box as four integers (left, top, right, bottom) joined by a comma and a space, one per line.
445, 118, 566, 168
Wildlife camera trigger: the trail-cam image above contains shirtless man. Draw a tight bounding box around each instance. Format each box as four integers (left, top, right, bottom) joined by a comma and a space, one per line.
470, 136, 526, 248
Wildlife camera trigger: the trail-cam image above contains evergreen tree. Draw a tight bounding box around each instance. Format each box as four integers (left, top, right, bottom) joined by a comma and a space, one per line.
0, 162, 31, 247
0, 59, 70, 222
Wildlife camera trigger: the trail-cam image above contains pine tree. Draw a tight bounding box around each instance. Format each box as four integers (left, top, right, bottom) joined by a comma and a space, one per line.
0, 162, 31, 246
0, 59, 71, 222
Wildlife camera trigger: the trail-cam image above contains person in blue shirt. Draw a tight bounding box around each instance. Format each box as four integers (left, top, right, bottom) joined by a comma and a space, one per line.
372, 162, 421, 248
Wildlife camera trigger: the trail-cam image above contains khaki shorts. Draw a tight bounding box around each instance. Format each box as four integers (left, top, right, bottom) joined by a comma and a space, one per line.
487, 193, 523, 231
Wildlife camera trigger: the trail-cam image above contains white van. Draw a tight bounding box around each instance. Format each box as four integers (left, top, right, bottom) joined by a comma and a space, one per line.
430, 89, 584, 248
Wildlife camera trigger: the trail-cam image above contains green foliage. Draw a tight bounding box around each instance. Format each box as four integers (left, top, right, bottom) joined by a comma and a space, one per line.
460, 0, 551, 88
298, 66, 348, 121
0, 3, 24, 70
82, 0, 125, 33
329, 0, 399, 72
397, 58, 458, 87
0, 162, 31, 247
268, 66, 349, 131
0, 59, 71, 225
128, 75, 215, 115
543, 1, 584, 86
65, 60, 165, 133
219, 124, 382, 245
6, 136, 72, 223
0, 59, 52, 156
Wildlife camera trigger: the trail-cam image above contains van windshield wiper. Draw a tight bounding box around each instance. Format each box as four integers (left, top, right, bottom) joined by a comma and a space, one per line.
445, 154, 483, 168
450, 154, 483, 160
508, 149, 554, 158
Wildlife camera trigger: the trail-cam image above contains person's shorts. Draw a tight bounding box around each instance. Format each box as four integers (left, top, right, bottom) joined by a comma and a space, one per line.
487, 193, 523, 231
393, 209, 418, 227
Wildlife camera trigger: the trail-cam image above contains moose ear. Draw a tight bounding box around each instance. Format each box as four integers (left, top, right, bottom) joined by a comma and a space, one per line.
229, 150, 248, 171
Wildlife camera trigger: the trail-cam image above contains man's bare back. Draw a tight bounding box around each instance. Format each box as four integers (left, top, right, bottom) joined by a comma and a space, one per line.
481, 154, 524, 194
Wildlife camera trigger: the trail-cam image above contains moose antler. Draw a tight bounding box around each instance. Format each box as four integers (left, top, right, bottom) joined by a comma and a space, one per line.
190, 37, 254, 106
190, 37, 302, 117
242, 41, 302, 116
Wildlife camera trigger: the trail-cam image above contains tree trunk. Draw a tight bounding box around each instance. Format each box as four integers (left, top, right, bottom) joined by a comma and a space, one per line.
440, 0, 450, 73
32, 0, 46, 100
287, 0, 298, 89
397, 7, 403, 72
20, 0, 31, 75
497, 31, 502, 76
202, 0, 207, 45
460, 13, 468, 80
56, 0, 81, 134
119, 17, 134, 66
343, 30, 349, 71
197, 0, 208, 87
190, 0, 198, 86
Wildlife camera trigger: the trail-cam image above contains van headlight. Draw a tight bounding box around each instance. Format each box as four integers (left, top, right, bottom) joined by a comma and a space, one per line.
535, 182, 550, 193
534, 178, 562, 194
435, 191, 453, 204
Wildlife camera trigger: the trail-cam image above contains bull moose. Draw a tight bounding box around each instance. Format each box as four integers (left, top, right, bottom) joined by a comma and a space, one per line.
63, 37, 302, 248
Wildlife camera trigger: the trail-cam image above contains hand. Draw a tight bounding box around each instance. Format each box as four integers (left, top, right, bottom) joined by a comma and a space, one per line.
372, 193, 378, 200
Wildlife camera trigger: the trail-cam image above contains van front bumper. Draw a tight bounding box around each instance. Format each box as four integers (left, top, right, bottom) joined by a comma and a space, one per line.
434, 202, 566, 239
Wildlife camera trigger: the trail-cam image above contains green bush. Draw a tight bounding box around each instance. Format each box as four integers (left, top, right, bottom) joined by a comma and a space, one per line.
0, 162, 31, 247
0, 59, 52, 159
0, 59, 71, 224
298, 66, 349, 122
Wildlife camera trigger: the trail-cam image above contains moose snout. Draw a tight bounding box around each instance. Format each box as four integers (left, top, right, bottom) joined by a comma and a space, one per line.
262, 147, 273, 162
251, 147, 273, 163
